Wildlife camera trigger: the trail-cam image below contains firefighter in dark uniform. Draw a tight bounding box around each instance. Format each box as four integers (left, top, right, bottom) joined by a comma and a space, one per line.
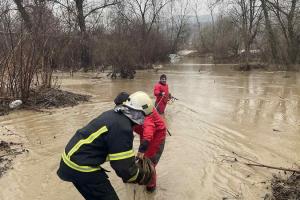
57, 91, 155, 200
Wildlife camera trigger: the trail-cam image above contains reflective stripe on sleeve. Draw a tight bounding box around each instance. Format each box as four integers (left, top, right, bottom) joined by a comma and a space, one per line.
67, 126, 108, 158
108, 149, 135, 161
127, 168, 139, 182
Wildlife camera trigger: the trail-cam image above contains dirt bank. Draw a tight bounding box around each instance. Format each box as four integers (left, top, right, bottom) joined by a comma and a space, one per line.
268, 172, 300, 200
0, 88, 91, 116
25, 88, 91, 108
0, 141, 27, 177
0, 123, 28, 178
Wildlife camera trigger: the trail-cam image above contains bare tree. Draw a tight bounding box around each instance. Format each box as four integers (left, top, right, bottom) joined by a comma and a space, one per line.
50, 0, 120, 71
193, 0, 212, 53
208, 0, 219, 61
260, 0, 279, 63
123, 0, 172, 64
75, 0, 119, 70
266, 0, 300, 67
13, 0, 32, 32
169, 0, 190, 53
0, 0, 67, 100
229, 0, 263, 68
206, 0, 299, 67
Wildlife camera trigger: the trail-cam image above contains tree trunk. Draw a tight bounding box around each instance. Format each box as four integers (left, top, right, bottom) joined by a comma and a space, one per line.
171, 24, 183, 53
75, 0, 91, 71
241, 19, 250, 69
13, 0, 32, 32
261, 0, 279, 63
80, 33, 91, 72
270, 0, 299, 67
287, 7, 298, 66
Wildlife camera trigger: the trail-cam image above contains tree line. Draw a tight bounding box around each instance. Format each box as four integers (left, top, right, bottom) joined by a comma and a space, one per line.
0, 0, 299, 102
193, 0, 300, 70
0, 0, 190, 101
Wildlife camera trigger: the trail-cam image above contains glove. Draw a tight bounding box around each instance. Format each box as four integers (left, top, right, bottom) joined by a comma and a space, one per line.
159, 92, 165, 96
136, 152, 144, 160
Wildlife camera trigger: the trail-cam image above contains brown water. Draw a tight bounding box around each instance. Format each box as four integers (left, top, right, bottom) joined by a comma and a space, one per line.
0, 66, 300, 200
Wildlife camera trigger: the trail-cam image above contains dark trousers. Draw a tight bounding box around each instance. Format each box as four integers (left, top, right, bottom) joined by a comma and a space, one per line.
73, 180, 119, 200
146, 140, 165, 188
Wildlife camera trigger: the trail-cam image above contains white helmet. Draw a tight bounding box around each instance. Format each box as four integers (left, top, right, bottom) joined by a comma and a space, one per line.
124, 91, 153, 115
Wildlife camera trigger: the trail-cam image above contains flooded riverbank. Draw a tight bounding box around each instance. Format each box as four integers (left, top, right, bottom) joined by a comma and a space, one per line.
0, 66, 299, 199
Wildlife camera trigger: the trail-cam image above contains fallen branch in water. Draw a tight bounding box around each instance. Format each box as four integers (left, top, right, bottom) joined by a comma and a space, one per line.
232, 151, 261, 165
219, 152, 300, 199
220, 152, 300, 174
245, 163, 300, 174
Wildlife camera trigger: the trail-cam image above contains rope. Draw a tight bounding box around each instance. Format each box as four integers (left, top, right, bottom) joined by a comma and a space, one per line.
154, 94, 173, 136
137, 157, 154, 185
154, 93, 166, 110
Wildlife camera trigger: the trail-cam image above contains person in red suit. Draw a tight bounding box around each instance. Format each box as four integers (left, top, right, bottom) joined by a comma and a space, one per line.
134, 108, 166, 192
154, 74, 171, 114
114, 92, 167, 192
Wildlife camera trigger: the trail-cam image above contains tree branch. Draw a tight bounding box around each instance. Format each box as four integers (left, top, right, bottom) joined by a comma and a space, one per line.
246, 163, 300, 174
47, 0, 77, 16
230, 152, 300, 174
48, 0, 69, 9
84, 1, 120, 19
265, 0, 289, 16
147, 0, 171, 34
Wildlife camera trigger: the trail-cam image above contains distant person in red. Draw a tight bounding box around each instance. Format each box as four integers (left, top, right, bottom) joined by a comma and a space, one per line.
134, 108, 166, 193
154, 74, 171, 114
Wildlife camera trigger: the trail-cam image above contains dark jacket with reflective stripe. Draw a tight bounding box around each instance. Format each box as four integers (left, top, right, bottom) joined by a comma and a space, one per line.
57, 109, 139, 183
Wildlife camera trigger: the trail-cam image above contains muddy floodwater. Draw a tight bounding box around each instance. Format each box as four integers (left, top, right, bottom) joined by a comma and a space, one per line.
0, 65, 300, 200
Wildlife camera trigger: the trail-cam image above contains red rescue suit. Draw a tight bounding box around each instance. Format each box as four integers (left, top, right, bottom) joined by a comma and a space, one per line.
154, 82, 169, 114
133, 109, 166, 189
